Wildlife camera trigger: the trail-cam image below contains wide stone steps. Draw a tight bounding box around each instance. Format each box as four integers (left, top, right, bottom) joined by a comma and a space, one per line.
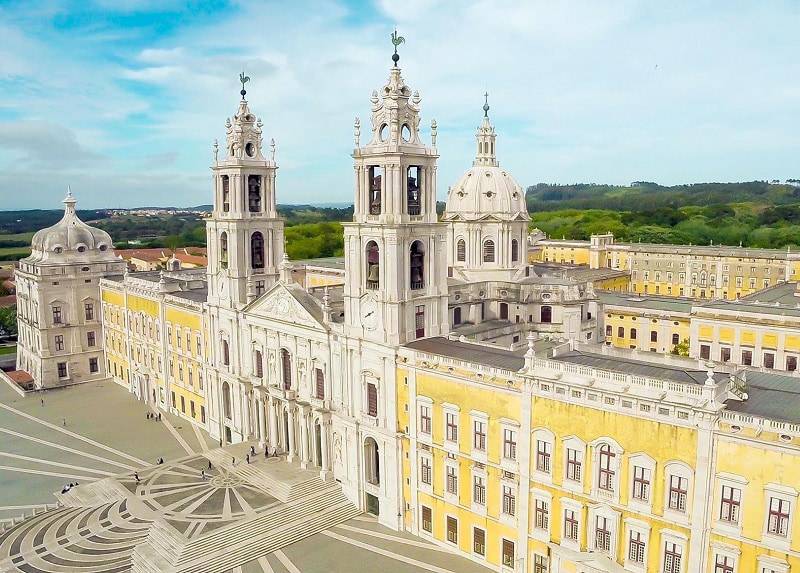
178, 496, 360, 573
56, 477, 129, 507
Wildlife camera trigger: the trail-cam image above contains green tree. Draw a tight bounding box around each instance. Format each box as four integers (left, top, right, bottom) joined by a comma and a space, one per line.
671, 338, 690, 357
0, 306, 17, 337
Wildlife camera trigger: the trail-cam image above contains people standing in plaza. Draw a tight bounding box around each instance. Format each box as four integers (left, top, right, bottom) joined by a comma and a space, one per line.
246, 453, 250, 464
134, 472, 140, 484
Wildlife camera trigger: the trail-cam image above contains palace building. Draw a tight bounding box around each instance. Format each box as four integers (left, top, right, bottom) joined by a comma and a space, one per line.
12, 44, 800, 573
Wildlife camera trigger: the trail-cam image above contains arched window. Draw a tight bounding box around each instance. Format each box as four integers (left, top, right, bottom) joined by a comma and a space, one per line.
511, 239, 519, 262
453, 307, 462, 325
456, 239, 466, 262
364, 437, 380, 485
254, 350, 263, 378
220, 232, 228, 269
221, 339, 230, 366
281, 349, 292, 390
540, 305, 552, 323
410, 241, 425, 290
221, 175, 230, 212
251, 232, 264, 269
222, 381, 232, 419
248, 175, 262, 212
500, 302, 509, 320
366, 241, 380, 289
483, 240, 495, 262
407, 166, 421, 215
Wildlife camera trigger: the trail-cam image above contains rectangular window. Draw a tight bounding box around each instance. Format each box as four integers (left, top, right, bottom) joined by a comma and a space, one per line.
315, 368, 325, 399
533, 555, 548, 573
714, 555, 734, 573
367, 383, 378, 417
566, 448, 582, 482
57, 362, 67, 378
87, 331, 96, 347
700, 344, 710, 360
52, 306, 62, 324
446, 517, 458, 544
595, 516, 611, 552
421, 506, 432, 532
663, 542, 682, 573
720, 485, 740, 523
502, 539, 515, 568
535, 499, 549, 530
89, 357, 98, 373
764, 352, 775, 369
598, 447, 615, 492
741, 349, 752, 366
446, 465, 458, 495
720, 347, 731, 362
473, 419, 486, 450
629, 530, 645, 564
564, 509, 579, 540
420, 405, 431, 434
767, 497, 790, 536
668, 475, 688, 512
420, 457, 432, 485
415, 305, 425, 338
445, 412, 458, 442
535, 439, 550, 472
632, 466, 651, 502
55, 335, 64, 351
502, 485, 516, 516
180, 395, 186, 413
504, 429, 517, 460
473, 527, 485, 556
787, 356, 798, 372
650, 330, 658, 343
473, 475, 485, 505
84, 302, 94, 320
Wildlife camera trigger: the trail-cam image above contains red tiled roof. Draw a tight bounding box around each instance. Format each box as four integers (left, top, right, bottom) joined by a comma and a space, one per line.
0, 295, 16, 308
7, 370, 32, 384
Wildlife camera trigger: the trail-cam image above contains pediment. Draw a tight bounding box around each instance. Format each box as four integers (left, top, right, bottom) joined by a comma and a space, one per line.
245, 282, 326, 331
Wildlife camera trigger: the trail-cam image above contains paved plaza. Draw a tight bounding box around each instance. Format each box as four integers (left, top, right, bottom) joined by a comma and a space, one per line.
0, 380, 491, 573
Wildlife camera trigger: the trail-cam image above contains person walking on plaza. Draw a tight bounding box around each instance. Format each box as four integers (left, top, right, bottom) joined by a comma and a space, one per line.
250, 445, 255, 456
134, 472, 140, 484
201, 469, 206, 480
246, 453, 250, 464
40, 398, 44, 407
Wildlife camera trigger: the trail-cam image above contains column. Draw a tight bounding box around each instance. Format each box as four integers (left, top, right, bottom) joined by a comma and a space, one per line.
269, 397, 280, 452
320, 419, 331, 481
286, 407, 296, 462
299, 408, 310, 469
257, 396, 266, 448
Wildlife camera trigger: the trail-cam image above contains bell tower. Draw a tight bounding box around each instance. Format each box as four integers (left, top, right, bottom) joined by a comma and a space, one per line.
207, 74, 284, 309
342, 42, 449, 345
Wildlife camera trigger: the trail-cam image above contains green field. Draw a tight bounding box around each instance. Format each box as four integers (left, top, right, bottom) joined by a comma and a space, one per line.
0, 246, 31, 261
0, 345, 16, 355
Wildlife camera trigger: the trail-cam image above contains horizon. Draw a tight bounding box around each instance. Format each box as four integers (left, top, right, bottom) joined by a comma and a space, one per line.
0, 1, 798, 210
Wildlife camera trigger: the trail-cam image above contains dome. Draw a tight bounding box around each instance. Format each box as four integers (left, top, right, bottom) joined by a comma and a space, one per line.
445, 164, 528, 221
27, 189, 116, 263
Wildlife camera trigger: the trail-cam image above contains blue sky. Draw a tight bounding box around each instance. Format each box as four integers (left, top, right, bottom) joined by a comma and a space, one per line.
0, 0, 798, 209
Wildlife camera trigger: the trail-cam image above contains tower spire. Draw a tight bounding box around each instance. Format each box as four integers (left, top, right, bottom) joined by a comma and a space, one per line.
474, 93, 497, 167
390, 29, 405, 67
483, 92, 490, 117
63, 185, 77, 215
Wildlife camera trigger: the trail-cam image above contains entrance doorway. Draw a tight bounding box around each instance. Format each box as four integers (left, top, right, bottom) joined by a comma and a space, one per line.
366, 493, 379, 516
314, 421, 322, 467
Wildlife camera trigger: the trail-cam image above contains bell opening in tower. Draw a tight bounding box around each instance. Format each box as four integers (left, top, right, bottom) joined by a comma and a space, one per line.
221, 175, 230, 213
410, 240, 425, 290
368, 166, 383, 215
366, 241, 380, 289
248, 175, 262, 212
407, 166, 421, 215
251, 232, 264, 270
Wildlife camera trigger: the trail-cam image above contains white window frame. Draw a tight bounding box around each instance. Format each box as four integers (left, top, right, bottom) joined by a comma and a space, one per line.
444, 460, 459, 504
560, 497, 582, 551
663, 461, 693, 524
442, 403, 460, 453
590, 437, 623, 503
530, 488, 552, 542
628, 453, 656, 514
757, 555, 789, 573
714, 472, 747, 536
762, 483, 797, 550
659, 530, 687, 573
711, 543, 740, 573
418, 452, 433, 493
499, 476, 517, 525
588, 505, 620, 557
562, 435, 585, 493
623, 518, 651, 570
417, 396, 433, 443
471, 467, 487, 515
470, 410, 488, 462
532, 427, 555, 483
500, 418, 520, 471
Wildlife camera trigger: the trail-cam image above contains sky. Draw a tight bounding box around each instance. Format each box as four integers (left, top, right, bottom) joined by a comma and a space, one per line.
0, 0, 798, 210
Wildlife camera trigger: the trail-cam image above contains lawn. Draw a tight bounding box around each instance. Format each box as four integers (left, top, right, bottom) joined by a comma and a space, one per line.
0, 246, 31, 261
0, 345, 16, 355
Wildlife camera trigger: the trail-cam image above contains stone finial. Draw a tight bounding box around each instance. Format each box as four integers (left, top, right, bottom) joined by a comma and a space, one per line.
705, 361, 716, 386
354, 117, 361, 147
213, 139, 219, 163
483, 92, 490, 117
270, 138, 276, 162
431, 119, 437, 146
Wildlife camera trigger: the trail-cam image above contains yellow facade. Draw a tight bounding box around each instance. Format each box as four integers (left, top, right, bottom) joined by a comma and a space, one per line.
164, 301, 207, 426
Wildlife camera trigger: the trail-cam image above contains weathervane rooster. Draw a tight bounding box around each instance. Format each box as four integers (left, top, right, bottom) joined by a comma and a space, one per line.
391, 29, 405, 66
239, 71, 250, 99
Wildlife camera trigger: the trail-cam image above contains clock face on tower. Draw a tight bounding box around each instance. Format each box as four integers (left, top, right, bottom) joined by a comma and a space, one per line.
360, 294, 378, 331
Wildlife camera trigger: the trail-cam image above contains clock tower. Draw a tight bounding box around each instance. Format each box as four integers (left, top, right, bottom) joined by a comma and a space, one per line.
207, 77, 284, 309
342, 50, 449, 345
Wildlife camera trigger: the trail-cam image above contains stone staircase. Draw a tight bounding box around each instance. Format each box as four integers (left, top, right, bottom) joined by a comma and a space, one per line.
56, 477, 130, 507
176, 486, 359, 573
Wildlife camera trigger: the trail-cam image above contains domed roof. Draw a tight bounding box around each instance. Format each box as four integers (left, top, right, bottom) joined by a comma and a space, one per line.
26, 188, 116, 264
443, 105, 529, 222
